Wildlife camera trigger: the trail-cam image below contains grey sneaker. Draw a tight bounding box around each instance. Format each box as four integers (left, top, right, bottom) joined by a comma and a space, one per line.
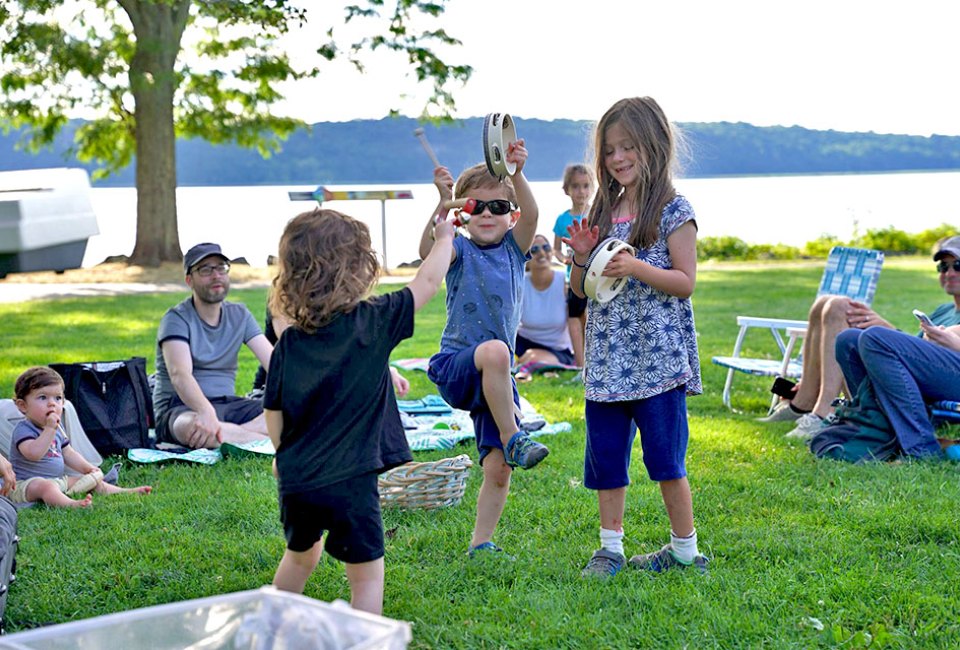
628, 544, 709, 574
581, 548, 626, 578
757, 401, 805, 423
786, 412, 826, 439
505, 432, 549, 470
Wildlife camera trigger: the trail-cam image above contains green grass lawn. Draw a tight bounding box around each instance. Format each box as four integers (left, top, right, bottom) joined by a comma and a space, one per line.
1, 257, 958, 648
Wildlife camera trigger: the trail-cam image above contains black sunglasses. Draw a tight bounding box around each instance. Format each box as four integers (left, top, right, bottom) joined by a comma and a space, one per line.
462, 198, 514, 216
530, 243, 552, 255
937, 260, 960, 273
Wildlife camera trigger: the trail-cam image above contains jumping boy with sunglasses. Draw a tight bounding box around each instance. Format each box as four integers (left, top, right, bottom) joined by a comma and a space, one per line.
765, 234, 960, 440
418, 145, 549, 559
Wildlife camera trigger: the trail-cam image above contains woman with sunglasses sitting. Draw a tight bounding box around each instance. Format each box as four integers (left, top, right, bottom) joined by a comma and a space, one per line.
515, 234, 577, 381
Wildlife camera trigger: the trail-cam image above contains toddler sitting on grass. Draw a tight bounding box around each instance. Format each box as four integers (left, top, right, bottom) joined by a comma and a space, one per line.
9, 366, 152, 508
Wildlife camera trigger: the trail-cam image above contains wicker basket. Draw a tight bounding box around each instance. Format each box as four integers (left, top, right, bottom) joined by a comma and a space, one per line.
378, 454, 473, 510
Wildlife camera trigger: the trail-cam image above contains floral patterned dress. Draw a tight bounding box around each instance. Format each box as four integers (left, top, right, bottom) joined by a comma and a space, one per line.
583, 195, 702, 402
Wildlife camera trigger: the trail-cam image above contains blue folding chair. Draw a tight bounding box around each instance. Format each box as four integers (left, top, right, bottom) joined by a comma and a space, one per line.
712, 246, 884, 412
932, 400, 960, 427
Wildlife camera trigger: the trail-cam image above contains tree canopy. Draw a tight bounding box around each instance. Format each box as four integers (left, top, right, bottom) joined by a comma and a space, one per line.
0, 0, 471, 265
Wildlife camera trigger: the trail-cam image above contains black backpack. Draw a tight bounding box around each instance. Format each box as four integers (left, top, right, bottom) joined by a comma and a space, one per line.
49, 358, 155, 456
808, 380, 900, 463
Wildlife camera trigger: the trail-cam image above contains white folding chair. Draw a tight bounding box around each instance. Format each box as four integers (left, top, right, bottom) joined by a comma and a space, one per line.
712, 246, 884, 411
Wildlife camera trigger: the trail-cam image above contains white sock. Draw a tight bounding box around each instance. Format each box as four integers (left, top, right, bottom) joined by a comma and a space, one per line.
670, 529, 699, 564
599, 527, 624, 556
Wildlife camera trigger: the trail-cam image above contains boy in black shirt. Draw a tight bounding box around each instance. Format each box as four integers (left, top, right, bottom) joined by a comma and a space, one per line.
264, 208, 454, 615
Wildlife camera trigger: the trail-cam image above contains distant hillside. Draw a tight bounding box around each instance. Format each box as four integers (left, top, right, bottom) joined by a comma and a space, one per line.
2, 117, 959, 186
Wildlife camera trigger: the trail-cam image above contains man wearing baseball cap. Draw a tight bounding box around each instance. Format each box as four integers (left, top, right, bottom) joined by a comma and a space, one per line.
832, 235, 960, 458
152, 243, 273, 449
762, 234, 960, 440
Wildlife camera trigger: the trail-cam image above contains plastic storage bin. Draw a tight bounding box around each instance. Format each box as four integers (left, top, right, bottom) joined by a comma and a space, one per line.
0, 167, 100, 278
0, 586, 411, 650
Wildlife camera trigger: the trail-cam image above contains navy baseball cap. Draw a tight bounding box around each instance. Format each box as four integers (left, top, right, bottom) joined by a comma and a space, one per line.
184, 243, 229, 272
933, 235, 960, 261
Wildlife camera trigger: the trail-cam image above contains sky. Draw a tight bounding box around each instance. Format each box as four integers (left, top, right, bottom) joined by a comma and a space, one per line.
275, 0, 960, 136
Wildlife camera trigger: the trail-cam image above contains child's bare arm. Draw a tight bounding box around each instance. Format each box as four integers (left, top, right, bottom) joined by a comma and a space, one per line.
506, 140, 538, 251
409, 216, 455, 311
17, 416, 60, 462
62, 446, 98, 475
265, 408, 283, 451
552, 234, 566, 264
419, 166, 455, 260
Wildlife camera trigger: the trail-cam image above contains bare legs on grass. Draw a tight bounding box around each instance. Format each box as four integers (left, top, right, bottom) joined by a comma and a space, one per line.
273, 542, 385, 616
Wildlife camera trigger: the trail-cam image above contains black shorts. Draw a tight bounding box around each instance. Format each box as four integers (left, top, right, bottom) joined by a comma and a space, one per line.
155, 395, 264, 444
567, 286, 587, 318
279, 472, 384, 563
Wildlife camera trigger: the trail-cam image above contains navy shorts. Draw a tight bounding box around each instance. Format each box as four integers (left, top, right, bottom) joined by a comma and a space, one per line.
515, 333, 575, 367
584, 386, 689, 489
429, 345, 520, 465
278, 472, 384, 563
156, 395, 264, 444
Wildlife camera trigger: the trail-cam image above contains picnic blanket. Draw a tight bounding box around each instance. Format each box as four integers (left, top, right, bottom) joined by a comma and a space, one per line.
391, 358, 431, 373
391, 358, 582, 377
127, 438, 275, 465
398, 394, 571, 451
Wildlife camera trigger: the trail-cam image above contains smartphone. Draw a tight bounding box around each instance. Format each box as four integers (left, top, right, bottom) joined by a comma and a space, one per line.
913, 309, 933, 326
770, 376, 798, 399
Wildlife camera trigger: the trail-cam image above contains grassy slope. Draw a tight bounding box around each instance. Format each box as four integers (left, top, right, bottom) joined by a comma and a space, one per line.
0, 258, 957, 649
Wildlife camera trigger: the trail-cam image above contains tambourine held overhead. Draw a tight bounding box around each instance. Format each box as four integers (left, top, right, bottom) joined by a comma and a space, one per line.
483, 113, 518, 181
583, 238, 635, 303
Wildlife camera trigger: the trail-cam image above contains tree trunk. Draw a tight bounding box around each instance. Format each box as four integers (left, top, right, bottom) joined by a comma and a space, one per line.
125, 1, 190, 266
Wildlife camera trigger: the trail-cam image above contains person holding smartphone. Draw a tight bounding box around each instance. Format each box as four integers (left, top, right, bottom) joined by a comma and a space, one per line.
831, 236, 960, 458
765, 235, 960, 440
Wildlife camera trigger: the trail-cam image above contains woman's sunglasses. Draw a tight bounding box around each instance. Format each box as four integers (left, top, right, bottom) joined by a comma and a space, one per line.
937, 259, 960, 273
530, 243, 552, 255
461, 198, 515, 216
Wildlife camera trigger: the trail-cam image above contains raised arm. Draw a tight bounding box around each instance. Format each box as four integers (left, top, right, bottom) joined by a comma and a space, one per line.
420, 166, 456, 261
506, 139, 539, 252
562, 218, 600, 299
408, 215, 456, 311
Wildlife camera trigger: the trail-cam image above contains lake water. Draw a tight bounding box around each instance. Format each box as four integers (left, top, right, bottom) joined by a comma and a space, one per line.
83, 171, 960, 268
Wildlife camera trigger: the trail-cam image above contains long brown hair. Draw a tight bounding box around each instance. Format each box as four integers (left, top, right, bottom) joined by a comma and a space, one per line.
588, 97, 679, 250
269, 209, 380, 333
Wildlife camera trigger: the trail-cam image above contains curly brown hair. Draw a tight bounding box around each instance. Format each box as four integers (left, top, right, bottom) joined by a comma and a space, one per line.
15, 366, 64, 401
269, 209, 380, 334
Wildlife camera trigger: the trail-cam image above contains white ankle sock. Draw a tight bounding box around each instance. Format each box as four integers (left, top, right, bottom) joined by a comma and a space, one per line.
599, 527, 624, 556
670, 529, 699, 564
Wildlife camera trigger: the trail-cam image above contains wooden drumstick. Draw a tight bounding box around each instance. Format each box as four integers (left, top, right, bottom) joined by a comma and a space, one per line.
413, 127, 441, 168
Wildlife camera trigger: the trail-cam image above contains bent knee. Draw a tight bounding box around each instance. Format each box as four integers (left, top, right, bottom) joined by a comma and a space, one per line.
474, 340, 513, 371
821, 296, 852, 320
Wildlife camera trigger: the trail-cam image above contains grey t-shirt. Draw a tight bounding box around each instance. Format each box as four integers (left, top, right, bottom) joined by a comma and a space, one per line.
10, 419, 69, 480
153, 297, 262, 418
